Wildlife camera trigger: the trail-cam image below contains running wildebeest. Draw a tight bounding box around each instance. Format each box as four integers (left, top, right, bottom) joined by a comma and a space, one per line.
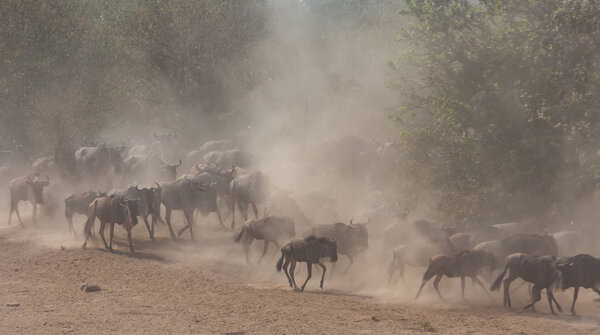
110, 184, 163, 241
449, 226, 508, 252
276, 236, 338, 291
230, 169, 269, 228
202, 149, 252, 170
490, 253, 563, 314
187, 139, 238, 165
234, 216, 296, 264
556, 254, 600, 315
122, 152, 182, 183
8, 174, 50, 226
177, 172, 223, 229
415, 249, 495, 301
64, 190, 107, 235
307, 218, 369, 273
159, 178, 206, 240
82, 196, 139, 252
388, 239, 455, 283
74, 142, 126, 187
500, 233, 558, 258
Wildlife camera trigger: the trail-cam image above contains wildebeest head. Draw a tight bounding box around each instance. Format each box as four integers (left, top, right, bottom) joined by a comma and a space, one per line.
160, 159, 182, 181
125, 199, 139, 226
347, 217, 370, 253
100, 143, 127, 172
26, 174, 50, 204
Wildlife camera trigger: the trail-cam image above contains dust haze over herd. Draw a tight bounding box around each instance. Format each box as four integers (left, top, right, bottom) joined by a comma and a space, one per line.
3, 1, 600, 333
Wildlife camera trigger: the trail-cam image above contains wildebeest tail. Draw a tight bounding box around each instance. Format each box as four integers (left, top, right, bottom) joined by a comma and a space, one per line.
490, 264, 508, 291
276, 251, 284, 272
83, 199, 98, 237
234, 228, 245, 243
421, 261, 435, 283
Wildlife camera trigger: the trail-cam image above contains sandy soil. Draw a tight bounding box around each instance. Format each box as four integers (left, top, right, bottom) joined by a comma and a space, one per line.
1, 215, 600, 334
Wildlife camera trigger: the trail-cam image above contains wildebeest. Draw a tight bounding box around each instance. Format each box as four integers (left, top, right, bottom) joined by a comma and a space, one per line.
159, 178, 206, 240
110, 184, 163, 241
490, 253, 563, 314
234, 216, 296, 264
500, 233, 558, 258
306, 218, 369, 273
415, 249, 495, 300
32, 156, 55, 176
64, 190, 107, 235
122, 153, 182, 183
74, 143, 126, 187
177, 172, 222, 229
276, 236, 338, 291
388, 240, 455, 282
556, 254, 600, 315
553, 230, 598, 256
266, 191, 312, 229
230, 169, 269, 228
82, 196, 139, 252
202, 149, 253, 170
8, 174, 50, 226
449, 226, 508, 252
186, 139, 238, 165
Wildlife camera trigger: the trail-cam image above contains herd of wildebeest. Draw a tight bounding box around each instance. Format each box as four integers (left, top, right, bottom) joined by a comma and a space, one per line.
1, 132, 600, 316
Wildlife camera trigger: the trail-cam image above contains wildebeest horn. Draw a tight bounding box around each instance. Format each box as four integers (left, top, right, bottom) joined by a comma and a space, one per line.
349, 218, 354, 226
195, 163, 201, 171
154, 182, 160, 189
172, 159, 182, 168
135, 184, 140, 191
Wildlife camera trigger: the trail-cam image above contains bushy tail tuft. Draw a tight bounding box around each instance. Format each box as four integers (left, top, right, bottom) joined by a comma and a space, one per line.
276, 252, 284, 272
234, 228, 244, 243
490, 264, 508, 291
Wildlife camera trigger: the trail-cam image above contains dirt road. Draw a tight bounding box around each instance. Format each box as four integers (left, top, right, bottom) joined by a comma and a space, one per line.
1, 221, 599, 334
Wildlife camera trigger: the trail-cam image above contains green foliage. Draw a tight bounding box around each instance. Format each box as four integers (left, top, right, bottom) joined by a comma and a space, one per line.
0, 0, 269, 153
396, 0, 600, 223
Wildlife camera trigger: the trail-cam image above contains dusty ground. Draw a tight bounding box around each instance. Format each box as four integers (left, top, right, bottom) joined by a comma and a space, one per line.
1, 214, 600, 334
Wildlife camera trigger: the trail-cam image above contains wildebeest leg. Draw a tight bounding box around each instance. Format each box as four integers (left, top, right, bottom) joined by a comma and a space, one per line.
550, 289, 562, 314
165, 208, 177, 239
82, 215, 95, 249
109, 222, 115, 250
240, 202, 249, 223
142, 215, 154, 241
126, 225, 134, 252
471, 276, 492, 297
503, 274, 518, 308
243, 240, 252, 265
461, 277, 466, 300
343, 255, 354, 275
258, 241, 269, 264
65, 208, 75, 235
301, 263, 313, 291
570, 286, 579, 315
183, 209, 195, 240
282, 257, 292, 287
433, 274, 445, 301
523, 284, 542, 311
317, 262, 327, 289
416, 272, 434, 300
251, 202, 258, 219
230, 199, 236, 229
99, 221, 110, 251
31, 203, 37, 225
215, 209, 225, 229
290, 260, 298, 290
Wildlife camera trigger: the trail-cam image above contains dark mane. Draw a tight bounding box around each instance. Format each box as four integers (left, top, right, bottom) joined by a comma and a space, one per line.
304, 235, 331, 243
